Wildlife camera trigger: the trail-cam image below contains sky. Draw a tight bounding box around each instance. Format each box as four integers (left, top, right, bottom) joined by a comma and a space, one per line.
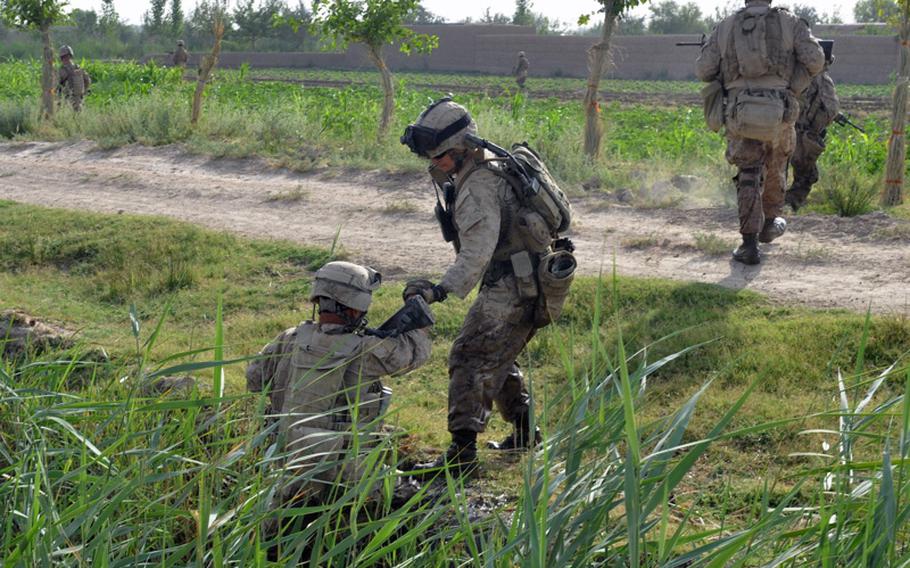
66, 0, 861, 27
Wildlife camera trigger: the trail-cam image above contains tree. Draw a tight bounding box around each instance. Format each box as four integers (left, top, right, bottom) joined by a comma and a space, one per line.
99, 0, 119, 35
192, 1, 226, 125
579, 0, 651, 160
308, 0, 437, 137
169, 0, 183, 36
70, 7, 98, 36
144, 0, 167, 33
1, 0, 69, 119
404, 3, 443, 24
233, 0, 283, 49
647, 0, 706, 34
479, 8, 510, 24
513, 0, 533, 26
854, 0, 900, 22
883, 0, 909, 206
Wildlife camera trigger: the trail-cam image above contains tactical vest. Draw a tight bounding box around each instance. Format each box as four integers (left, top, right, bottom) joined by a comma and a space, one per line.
68, 64, 86, 98
720, 5, 796, 90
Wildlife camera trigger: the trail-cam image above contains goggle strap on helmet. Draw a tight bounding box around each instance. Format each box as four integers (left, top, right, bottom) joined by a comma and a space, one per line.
432, 114, 471, 153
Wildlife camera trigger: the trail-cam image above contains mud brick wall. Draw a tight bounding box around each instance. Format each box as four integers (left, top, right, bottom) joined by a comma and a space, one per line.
146, 24, 901, 85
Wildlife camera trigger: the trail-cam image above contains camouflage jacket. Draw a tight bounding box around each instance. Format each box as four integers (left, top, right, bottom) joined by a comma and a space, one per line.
695, 1, 824, 93
797, 69, 839, 134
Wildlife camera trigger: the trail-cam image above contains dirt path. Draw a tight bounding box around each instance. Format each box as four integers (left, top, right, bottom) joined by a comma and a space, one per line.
1, 141, 908, 314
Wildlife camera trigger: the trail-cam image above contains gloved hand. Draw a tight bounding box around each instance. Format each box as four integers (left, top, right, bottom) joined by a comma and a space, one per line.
403, 279, 447, 304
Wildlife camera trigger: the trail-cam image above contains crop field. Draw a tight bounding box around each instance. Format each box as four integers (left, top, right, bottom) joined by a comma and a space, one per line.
0, 61, 892, 213
2, 59, 910, 565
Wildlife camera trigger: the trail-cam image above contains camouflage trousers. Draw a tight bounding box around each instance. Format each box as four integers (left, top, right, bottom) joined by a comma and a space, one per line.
787, 128, 827, 206
448, 273, 534, 433
516, 74, 527, 88
725, 122, 796, 235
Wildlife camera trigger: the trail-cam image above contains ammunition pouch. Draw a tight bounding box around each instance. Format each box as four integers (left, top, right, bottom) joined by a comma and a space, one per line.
534, 249, 576, 328
727, 89, 785, 142
701, 80, 725, 132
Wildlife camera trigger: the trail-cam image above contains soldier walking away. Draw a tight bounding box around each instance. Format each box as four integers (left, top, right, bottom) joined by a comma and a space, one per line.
786, 40, 840, 212
173, 40, 189, 68
57, 45, 91, 112
245, 262, 432, 543
513, 51, 529, 89
400, 98, 576, 478
696, 0, 824, 265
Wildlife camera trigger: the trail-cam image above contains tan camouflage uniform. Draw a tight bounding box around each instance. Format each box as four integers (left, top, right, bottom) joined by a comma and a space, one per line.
173, 45, 189, 68
513, 53, 529, 89
58, 61, 90, 112
438, 152, 541, 434
695, 0, 824, 235
246, 321, 430, 505
787, 69, 839, 209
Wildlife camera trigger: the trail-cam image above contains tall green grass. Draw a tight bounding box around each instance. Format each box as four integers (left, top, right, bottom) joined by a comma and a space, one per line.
2, 280, 908, 565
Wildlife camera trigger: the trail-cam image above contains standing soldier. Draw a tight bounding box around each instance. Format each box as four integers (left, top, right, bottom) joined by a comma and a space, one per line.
513, 51, 529, 89
57, 45, 91, 112
400, 98, 574, 477
786, 41, 840, 211
246, 262, 432, 525
173, 40, 189, 68
696, 0, 824, 264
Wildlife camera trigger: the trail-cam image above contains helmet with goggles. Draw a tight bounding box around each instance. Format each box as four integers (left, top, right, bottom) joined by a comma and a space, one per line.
401, 98, 477, 158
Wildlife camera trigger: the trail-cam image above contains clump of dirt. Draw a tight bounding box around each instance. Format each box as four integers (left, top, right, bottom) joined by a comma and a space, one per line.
1, 309, 75, 359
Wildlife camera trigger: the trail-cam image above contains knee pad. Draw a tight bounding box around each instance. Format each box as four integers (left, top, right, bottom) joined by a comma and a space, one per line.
736, 166, 763, 191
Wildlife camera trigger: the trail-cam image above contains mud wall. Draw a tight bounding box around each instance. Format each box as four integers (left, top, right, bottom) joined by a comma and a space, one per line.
147, 24, 901, 85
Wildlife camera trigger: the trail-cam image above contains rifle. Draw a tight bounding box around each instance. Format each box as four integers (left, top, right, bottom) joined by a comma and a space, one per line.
834, 113, 865, 134
675, 33, 706, 47
365, 296, 435, 339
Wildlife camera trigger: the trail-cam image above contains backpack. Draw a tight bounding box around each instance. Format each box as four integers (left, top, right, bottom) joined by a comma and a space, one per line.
504, 143, 572, 235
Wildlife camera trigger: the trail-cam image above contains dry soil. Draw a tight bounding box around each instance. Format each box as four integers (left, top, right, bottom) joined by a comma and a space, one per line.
1, 141, 908, 314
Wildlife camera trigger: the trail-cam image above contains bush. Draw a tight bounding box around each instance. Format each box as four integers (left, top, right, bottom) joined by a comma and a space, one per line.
813, 166, 880, 217
0, 100, 33, 138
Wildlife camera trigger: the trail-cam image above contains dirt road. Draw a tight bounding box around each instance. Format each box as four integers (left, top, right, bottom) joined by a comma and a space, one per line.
1, 141, 908, 314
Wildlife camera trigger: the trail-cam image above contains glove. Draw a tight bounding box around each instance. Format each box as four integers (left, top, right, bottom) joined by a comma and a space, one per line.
403, 279, 447, 304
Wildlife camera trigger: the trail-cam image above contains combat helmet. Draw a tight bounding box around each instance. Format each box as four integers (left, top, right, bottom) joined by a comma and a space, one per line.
177, 40, 185, 46
59, 45, 74, 58
401, 97, 477, 158
309, 261, 381, 312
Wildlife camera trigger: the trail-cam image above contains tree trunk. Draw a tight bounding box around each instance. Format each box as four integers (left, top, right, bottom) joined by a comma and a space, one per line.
191, 18, 225, 126
583, 1, 617, 160
367, 44, 394, 139
883, 3, 910, 207
40, 26, 55, 120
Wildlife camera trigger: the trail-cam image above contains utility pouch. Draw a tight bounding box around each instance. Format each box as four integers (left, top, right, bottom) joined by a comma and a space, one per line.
516, 209, 552, 253
510, 251, 538, 300
534, 250, 576, 328
701, 80, 725, 132
728, 91, 784, 142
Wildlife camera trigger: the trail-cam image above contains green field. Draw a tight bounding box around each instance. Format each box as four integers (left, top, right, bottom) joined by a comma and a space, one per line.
0, 61, 895, 214
2, 202, 910, 564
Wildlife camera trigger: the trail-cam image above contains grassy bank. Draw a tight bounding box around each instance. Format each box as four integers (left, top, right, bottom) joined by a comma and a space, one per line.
0, 61, 893, 214
2, 201, 909, 564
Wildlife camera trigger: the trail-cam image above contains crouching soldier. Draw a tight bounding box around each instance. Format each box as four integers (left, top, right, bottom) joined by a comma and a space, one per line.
246, 261, 432, 539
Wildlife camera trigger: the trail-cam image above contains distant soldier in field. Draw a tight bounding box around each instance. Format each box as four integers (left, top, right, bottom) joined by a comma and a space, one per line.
246, 262, 432, 523
696, 0, 824, 265
786, 42, 840, 212
57, 45, 91, 112
173, 40, 189, 68
513, 51, 529, 89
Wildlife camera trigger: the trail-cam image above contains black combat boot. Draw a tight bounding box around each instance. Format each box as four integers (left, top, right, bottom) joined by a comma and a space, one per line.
732, 233, 761, 265
758, 217, 787, 244
410, 430, 478, 479
487, 412, 542, 451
